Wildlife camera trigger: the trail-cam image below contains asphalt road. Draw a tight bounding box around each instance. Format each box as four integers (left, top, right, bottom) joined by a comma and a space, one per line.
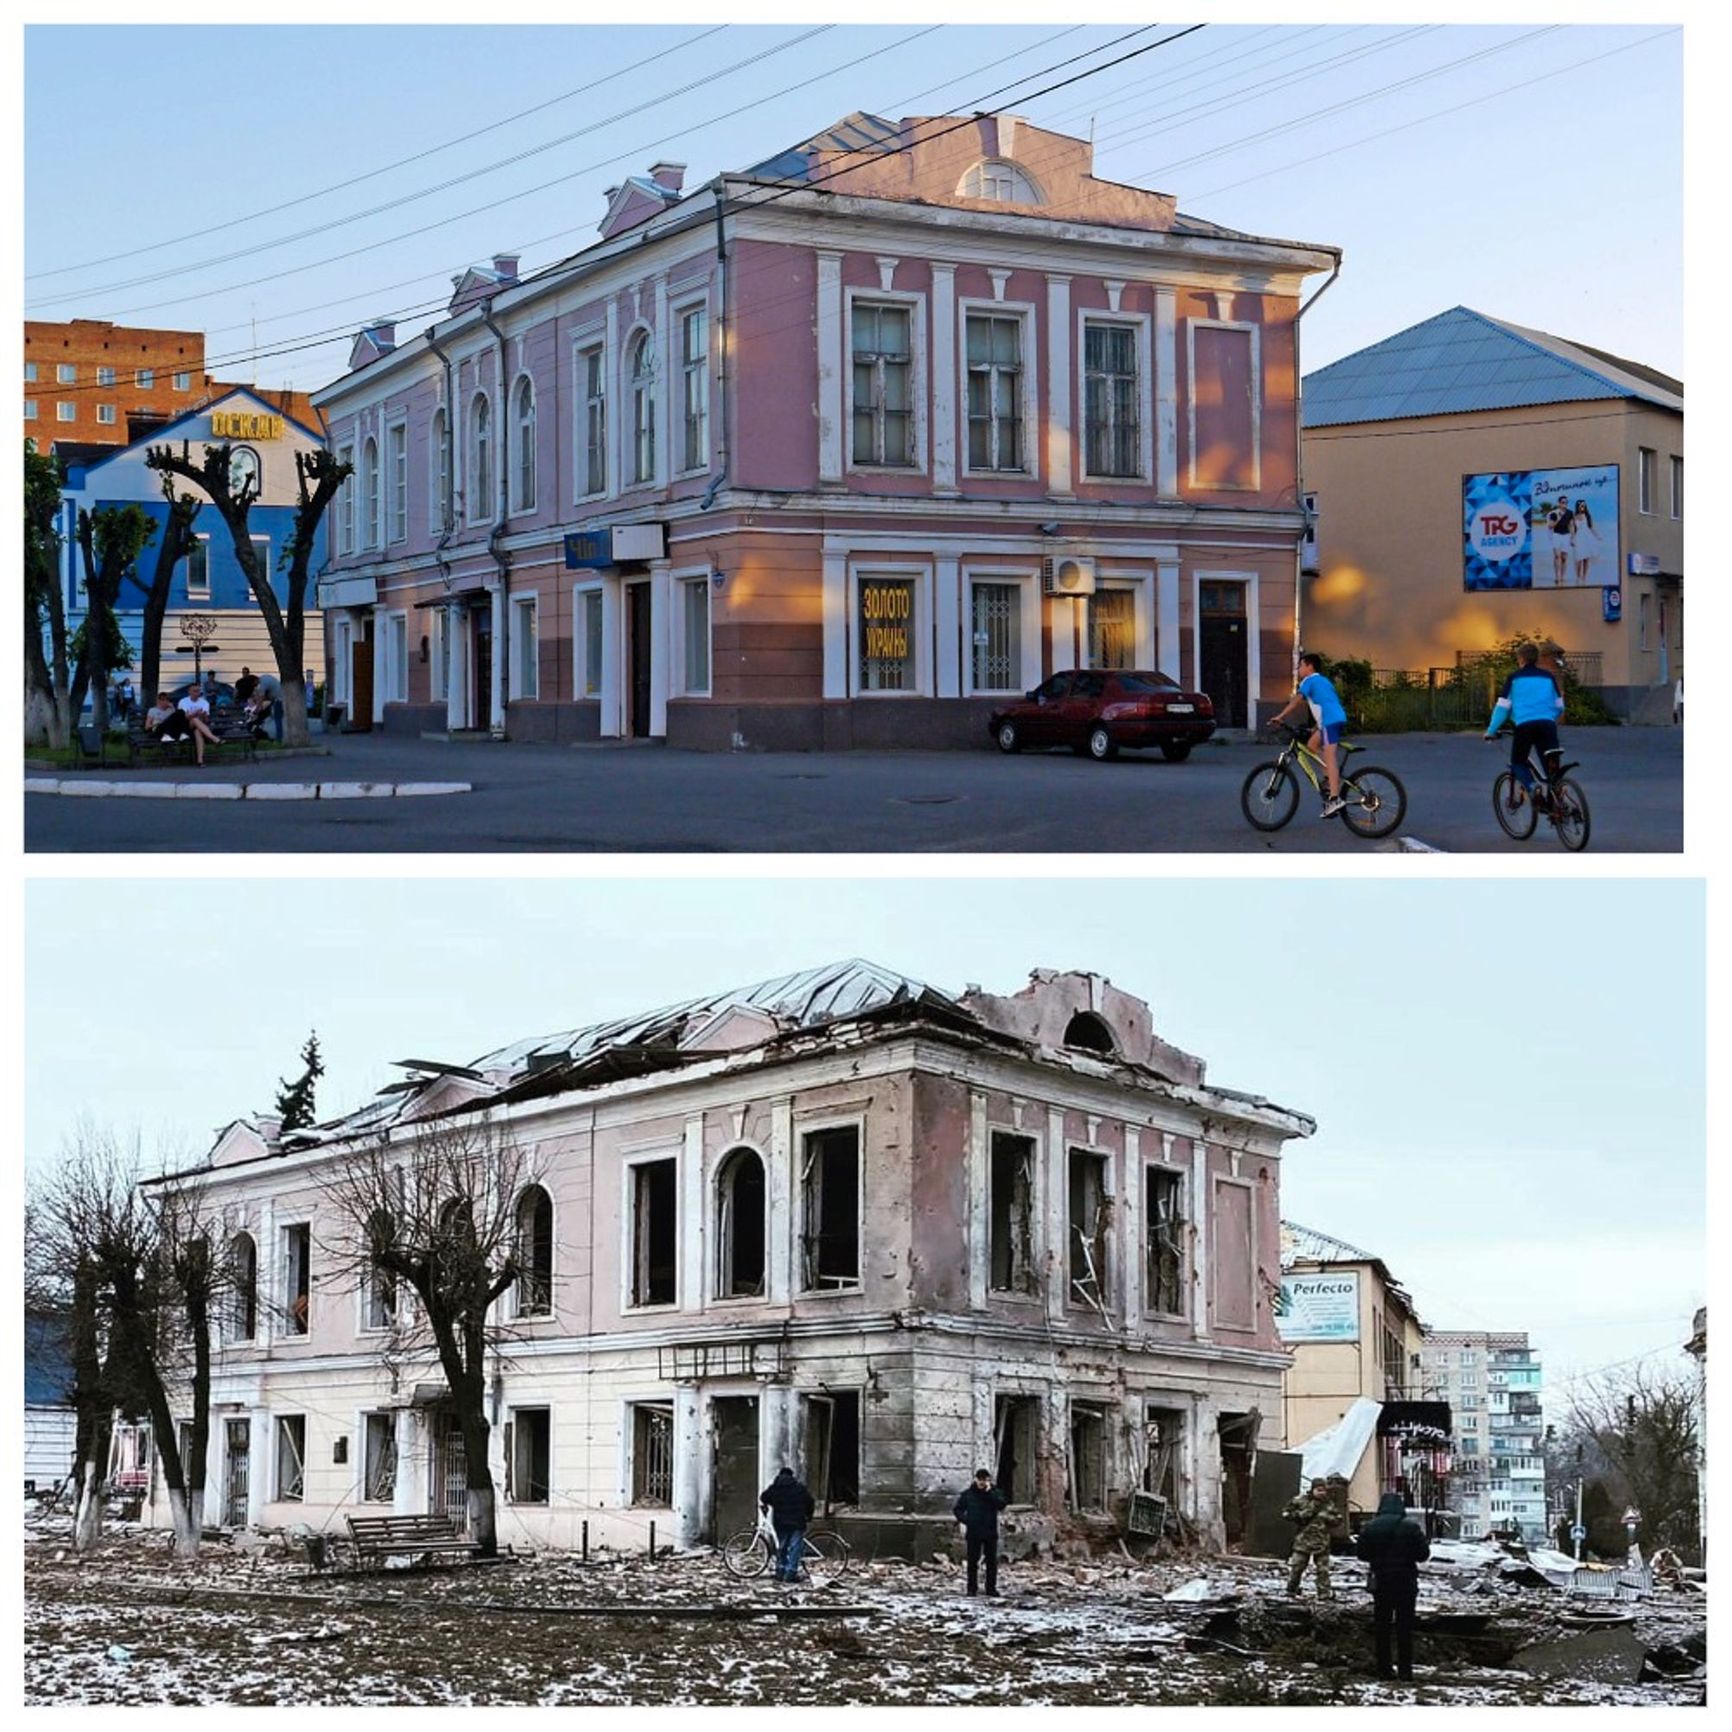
25, 726, 1681, 854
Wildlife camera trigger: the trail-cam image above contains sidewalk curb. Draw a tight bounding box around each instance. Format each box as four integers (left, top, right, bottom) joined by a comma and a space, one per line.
25, 778, 471, 801
1378, 835, 1447, 853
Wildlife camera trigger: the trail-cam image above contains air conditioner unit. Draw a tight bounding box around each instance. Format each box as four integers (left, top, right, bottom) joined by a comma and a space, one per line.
1042, 554, 1097, 597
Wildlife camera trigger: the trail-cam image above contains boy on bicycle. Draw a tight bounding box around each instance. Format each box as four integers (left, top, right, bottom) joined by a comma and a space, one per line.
1271, 652, 1349, 818
1485, 642, 1565, 799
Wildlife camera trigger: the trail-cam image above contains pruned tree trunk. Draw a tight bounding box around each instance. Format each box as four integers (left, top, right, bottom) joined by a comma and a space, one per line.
166, 1485, 200, 1558
74, 1455, 107, 1553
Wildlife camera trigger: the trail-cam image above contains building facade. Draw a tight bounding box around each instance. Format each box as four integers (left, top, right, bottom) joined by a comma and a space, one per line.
56, 386, 329, 689
313, 113, 1337, 748
134, 961, 1313, 1556
1423, 1329, 1546, 1542
1301, 306, 1683, 722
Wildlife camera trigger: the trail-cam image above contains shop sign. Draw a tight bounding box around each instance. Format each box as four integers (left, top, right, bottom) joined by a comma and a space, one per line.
1274, 1270, 1360, 1342
1462, 465, 1620, 590
211, 411, 283, 440
563, 522, 668, 568
1627, 551, 1660, 576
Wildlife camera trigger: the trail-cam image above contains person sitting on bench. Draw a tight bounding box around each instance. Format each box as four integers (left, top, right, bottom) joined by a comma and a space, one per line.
162, 687, 220, 765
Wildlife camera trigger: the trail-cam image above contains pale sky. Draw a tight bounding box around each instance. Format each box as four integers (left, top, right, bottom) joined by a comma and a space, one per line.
24, 875, 1704, 1403
23, 13, 1682, 392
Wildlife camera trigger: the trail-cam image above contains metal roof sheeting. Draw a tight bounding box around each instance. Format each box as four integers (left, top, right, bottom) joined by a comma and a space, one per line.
1302, 306, 1682, 428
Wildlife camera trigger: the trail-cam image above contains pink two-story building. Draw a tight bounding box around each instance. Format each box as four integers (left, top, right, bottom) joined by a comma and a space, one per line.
313, 113, 1339, 747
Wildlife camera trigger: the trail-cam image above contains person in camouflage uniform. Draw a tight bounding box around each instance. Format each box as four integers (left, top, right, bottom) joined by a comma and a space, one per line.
1284, 1479, 1344, 1598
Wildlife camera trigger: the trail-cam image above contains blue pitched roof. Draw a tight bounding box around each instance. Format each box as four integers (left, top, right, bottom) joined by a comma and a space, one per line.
73, 383, 327, 481
1303, 306, 1682, 429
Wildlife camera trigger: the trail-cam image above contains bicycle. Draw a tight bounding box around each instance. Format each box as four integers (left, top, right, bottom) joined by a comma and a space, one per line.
1490, 736, 1590, 851
1240, 725, 1407, 839
721, 1503, 853, 1586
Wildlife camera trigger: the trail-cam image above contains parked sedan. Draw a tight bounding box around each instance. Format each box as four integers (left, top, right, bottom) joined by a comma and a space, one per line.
989, 670, 1215, 761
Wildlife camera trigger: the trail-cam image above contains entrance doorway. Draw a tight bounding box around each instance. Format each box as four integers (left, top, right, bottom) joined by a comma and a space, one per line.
223, 1418, 250, 1527
709, 1395, 760, 1543
1199, 581, 1249, 728
431, 1411, 468, 1534
473, 612, 493, 729
626, 580, 653, 736
349, 617, 375, 731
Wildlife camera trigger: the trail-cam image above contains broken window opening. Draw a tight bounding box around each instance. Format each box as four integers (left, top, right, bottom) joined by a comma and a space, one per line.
1143, 1405, 1184, 1505
364, 1208, 397, 1330
283, 1223, 311, 1335
1062, 1011, 1116, 1054
800, 1127, 861, 1291
1216, 1411, 1260, 1545
1068, 1402, 1109, 1512
1067, 1149, 1112, 1313
994, 1394, 1040, 1506
363, 1412, 397, 1503
515, 1184, 554, 1317
226, 1232, 257, 1341
804, 1390, 861, 1512
275, 1414, 306, 1502
631, 1403, 674, 1506
630, 1159, 678, 1307
507, 1407, 550, 1503
716, 1147, 767, 1298
1144, 1167, 1185, 1315
988, 1132, 1036, 1294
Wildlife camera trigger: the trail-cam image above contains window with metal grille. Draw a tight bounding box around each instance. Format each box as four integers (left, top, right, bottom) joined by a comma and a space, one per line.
966, 314, 1024, 471
851, 302, 913, 467
857, 574, 916, 692
275, 1415, 305, 1501
1084, 323, 1140, 478
971, 581, 1021, 693
631, 1403, 674, 1506
1088, 589, 1136, 669
1145, 1167, 1184, 1315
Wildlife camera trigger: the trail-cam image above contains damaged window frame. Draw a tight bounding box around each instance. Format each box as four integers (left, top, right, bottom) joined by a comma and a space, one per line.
993, 1391, 1041, 1506
226, 1230, 257, 1343
629, 1401, 675, 1507
1140, 1402, 1186, 1519
275, 1413, 306, 1502
797, 1119, 864, 1295
803, 1388, 862, 1513
361, 1411, 397, 1504
1143, 1161, 1187, 1319
361, 1207, 398, 1334
282, 1221, 311, 1335
987, 1129, 1038, 1296
1066, 1398, 1110, 1513
624, 1152, 679, 1311
505, 1406, 551, 1504
514, 1183, 555, 1318
714, 1145, 768, 1301
1066, 1146, 1113, 1315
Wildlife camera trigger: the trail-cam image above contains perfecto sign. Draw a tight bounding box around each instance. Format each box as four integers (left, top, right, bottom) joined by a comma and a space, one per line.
210, 411, 283, 440
1274, 1271, 1361, 1343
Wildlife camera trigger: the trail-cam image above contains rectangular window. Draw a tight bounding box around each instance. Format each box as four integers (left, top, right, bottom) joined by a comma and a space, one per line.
581, 345, 607, 495
1068, 1402, 1108, 1511
1088, 588, 1136, 670
805, 1391, 860, 1511
1638, 446, 1655, 513
365, 1257, 396, 1331
57, 401, 75, 422
388, 422, 408, 543
250, 536, 272, 586
184, 539, 210, 601
1145, 1167, 1184, 1315
389, 613, 408, 703
1670, 454, 1683, 519
630, 1158, 678, 1307
337, 444, 355, 555
23, 400, 37, 420
682, 577, 710, 695
362, 1412, 396, 1502
24, 361, 37, 382
579, 588, 604, 698
429, 609, 447, 704
988, 1131, 1036, 1294
1190, 324, 1257, 488
800, 1125, 861, 1291
57, 363, 76, 383
966, 313, 1024, 471
679, 306, 708, 472
97, 365, 115, 387
1143, 1406, 1184, 1504
97, 404, 116, 425
857, 573, 916, 692
970, 580, 1022, 694
513, 597, 539, 699
173, 371, 191, 391
275, 1415, 306, 1501
1084, 322, 1140, 478
508, 1408, 550, 1503
851, 302, 913, 467
631, 1403, 674, 1506
1067, 1149, 1110, 1311
283, 1224, 310, 1334
136, 368, 155, 390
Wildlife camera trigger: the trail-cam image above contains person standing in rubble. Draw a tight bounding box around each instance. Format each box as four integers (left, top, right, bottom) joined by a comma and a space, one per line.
1283, 1479, 1345, 1599
759, 1466, 815, 1584
1355, 1492, 1431, 1681
953, 1468, 1010, 1597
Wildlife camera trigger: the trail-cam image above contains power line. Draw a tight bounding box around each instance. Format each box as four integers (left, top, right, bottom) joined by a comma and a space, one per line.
23, 25, 733, 282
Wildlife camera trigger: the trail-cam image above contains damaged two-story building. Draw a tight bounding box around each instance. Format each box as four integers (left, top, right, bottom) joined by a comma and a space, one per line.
141, 960, 1312, 1557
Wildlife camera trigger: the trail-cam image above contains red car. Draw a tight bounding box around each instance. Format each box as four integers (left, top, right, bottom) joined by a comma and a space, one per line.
989, 670, 1216, 761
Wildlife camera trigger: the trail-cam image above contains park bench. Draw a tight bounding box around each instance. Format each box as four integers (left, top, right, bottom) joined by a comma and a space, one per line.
127, 711, 259, 766
345, 1512, 482, 1572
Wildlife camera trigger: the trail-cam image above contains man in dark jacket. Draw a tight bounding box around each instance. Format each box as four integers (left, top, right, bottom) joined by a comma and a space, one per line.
953, 1468, 1010, 1596
759, 1467, 816, 1583
1355, 1492, 1431, 1680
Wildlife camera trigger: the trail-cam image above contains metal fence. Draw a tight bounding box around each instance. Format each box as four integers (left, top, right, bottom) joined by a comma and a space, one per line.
1341, 650, 1605, 733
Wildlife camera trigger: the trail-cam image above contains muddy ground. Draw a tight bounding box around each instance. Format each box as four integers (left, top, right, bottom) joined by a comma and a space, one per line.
23, 1513, 1707, 1707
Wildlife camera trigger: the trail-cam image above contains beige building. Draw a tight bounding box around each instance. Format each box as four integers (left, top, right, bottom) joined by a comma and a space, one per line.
1277, 1222, 1428, 1518
1301, 306, 1682, 722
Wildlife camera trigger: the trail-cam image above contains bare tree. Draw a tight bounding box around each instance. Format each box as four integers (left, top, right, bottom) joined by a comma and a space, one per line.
320, 1113, 529, 1556
1564, 1362, 1702, 1562
72, 504, 157, 731
24, 444, 70, 747
132, 476, 204, 705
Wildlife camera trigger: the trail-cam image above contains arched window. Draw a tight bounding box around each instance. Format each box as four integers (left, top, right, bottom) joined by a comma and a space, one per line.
513, 376, 536, 512
515, 1184, 553, 1316
360, 435, 379, 548
958, 160, 1043, 205
1062, 1010, 1116, 1054
430, 406, 452, 531
715, 1147, 767, 1298
364, 1208, 397, 1330
470, 393, 492, 519
629, 332, 656, 485
226, 1232, 257, 1342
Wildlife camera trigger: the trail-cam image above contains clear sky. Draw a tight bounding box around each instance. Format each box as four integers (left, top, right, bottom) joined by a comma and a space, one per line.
23, 13, 1682, 395
25, 874, 1704, 1406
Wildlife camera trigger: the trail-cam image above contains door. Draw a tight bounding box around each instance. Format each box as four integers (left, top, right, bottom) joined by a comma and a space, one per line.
627, 580, 653, 737
709, 1395, 760, 1543
431, 1412, 468, 1533
1061, 669, 1108, 744
350, 617, 375, 732
1199, 582, 1248, 728
473, 612, 493, 729
1023, 672, 1072, 746
223, 1418, 250, 1527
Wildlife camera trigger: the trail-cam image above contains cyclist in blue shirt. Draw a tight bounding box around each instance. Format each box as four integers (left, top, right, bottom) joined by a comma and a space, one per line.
1486, 642, 1565, 796
1271, 652, 1350, 818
